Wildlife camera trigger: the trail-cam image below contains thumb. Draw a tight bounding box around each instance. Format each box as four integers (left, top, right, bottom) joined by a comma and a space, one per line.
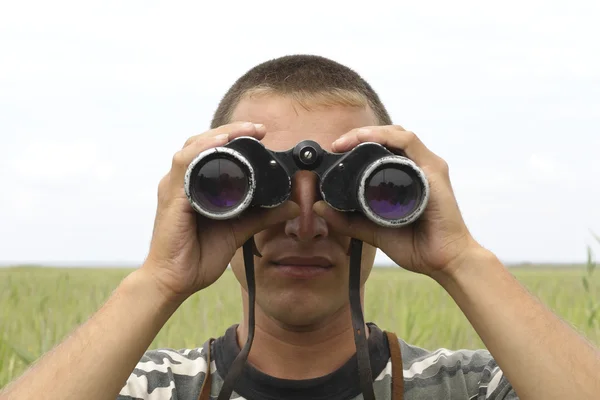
312, 201, 379, 246
231, 201, 301, 248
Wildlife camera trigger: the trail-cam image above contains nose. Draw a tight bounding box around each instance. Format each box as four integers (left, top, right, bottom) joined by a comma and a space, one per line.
284, 171, 329, 241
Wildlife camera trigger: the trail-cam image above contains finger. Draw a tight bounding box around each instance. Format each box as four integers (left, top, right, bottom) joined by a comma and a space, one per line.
332, 126, 437, 168
331, 125, 404, 153
312, 201, 380, 248
169, 133, 230, 193
230, 201, 301, 249
330, 126, 376, 153
152, 173, 171, 235
313, 200, 418, 262
182, 122, 266, 149
174, 122, 266, 194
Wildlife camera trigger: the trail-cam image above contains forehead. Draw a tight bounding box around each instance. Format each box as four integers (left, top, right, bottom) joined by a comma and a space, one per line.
229, 94, 378, 152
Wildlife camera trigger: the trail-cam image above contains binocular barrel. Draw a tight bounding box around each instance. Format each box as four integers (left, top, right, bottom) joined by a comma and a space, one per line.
184, 137, 429, 228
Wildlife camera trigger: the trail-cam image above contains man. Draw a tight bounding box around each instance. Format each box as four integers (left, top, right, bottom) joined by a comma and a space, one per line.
1, 55, 599, 400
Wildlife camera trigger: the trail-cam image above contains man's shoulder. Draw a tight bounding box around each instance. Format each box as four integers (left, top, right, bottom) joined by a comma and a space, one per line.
117, 342, 211, 400
117, 335, 517, 400
395, 338, 517, 399
400, 338, 497, 376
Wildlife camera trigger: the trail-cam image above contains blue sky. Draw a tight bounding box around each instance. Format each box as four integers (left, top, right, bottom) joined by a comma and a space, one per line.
1, 0, 599, 266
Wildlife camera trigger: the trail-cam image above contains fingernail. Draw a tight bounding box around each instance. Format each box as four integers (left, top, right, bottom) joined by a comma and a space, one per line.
254, 123, 264, 130
333, 137, 348, 150
357, 128, 371, 136
215, 133, 228, 142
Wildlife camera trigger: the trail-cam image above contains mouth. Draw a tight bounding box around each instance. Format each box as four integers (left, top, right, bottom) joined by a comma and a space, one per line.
270, 256, 333, 279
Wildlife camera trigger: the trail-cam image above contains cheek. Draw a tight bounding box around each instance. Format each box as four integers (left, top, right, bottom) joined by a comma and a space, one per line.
253, 227, 277, 251
230, 229, 273, 290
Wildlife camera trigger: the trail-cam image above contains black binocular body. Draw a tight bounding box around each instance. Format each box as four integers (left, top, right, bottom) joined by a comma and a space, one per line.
184, 136, 429, 227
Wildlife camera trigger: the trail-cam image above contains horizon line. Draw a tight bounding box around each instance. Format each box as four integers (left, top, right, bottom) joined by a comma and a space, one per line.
0, 260, 591, 269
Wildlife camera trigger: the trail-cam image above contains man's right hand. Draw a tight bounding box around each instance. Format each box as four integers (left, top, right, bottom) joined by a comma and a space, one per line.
142, 122, 300, 303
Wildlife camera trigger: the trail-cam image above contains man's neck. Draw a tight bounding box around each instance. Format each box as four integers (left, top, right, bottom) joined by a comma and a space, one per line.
235, 304, 369, 380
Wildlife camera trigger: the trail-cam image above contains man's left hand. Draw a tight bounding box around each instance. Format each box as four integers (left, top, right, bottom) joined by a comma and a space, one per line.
313, 125, 484, 277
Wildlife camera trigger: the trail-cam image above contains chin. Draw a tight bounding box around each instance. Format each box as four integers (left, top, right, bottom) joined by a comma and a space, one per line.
257, 289, 345, 329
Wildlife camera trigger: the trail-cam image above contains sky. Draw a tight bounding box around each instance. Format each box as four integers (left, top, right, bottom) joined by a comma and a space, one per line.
1, 0, 599, 267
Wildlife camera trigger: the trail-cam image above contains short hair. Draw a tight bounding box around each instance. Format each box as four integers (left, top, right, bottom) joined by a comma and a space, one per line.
210, 54, 392, 128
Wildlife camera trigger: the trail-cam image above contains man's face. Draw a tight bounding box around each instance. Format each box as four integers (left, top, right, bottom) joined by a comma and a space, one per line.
229, 93, 378, 328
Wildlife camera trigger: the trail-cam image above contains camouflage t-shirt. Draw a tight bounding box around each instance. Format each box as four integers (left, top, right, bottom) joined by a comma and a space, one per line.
117, 323, 518, 399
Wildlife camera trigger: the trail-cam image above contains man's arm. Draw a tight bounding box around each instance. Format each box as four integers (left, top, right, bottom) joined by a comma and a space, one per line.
0, 266, 182, 400
324, 125, 600, 398
433, 247, 600, 400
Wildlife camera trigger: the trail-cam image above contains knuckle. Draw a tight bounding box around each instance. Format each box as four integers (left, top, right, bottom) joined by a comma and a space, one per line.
171, 150, 187, 168
437, 157, 450, 174
183, 136, 197, 148
157, 174, 173, 202
184, 129, 217, 149
158, 174, 169, 193
404, 130, 418, 142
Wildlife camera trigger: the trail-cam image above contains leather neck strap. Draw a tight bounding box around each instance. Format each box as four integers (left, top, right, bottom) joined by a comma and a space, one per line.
385, 331, 405, 400
200, 237, 404, 400
216, 239, 256, 400
348, 238, 375, 399
197, 330, 404, 400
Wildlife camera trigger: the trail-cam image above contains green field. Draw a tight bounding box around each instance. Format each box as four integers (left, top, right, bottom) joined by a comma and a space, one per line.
1, 266, 599, 389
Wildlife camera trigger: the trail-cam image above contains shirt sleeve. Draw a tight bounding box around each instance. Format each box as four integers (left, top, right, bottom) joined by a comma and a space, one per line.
476, 360, 519, 400
398, 339, 519, 399
116, 347, 208, 400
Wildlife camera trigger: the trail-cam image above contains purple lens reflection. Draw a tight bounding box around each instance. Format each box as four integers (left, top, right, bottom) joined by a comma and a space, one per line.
192, 158, 249, 213
364, 166, 422, 220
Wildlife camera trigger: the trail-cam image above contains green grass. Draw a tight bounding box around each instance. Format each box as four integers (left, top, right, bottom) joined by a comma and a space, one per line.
1, 265, 599, 388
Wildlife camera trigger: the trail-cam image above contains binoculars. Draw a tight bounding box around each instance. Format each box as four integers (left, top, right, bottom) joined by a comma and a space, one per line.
184, 136, 429, 227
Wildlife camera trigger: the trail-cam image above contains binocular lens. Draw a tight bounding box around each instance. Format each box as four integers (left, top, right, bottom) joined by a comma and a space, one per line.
191, 157, 249, 213
364, 166, 422, 220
